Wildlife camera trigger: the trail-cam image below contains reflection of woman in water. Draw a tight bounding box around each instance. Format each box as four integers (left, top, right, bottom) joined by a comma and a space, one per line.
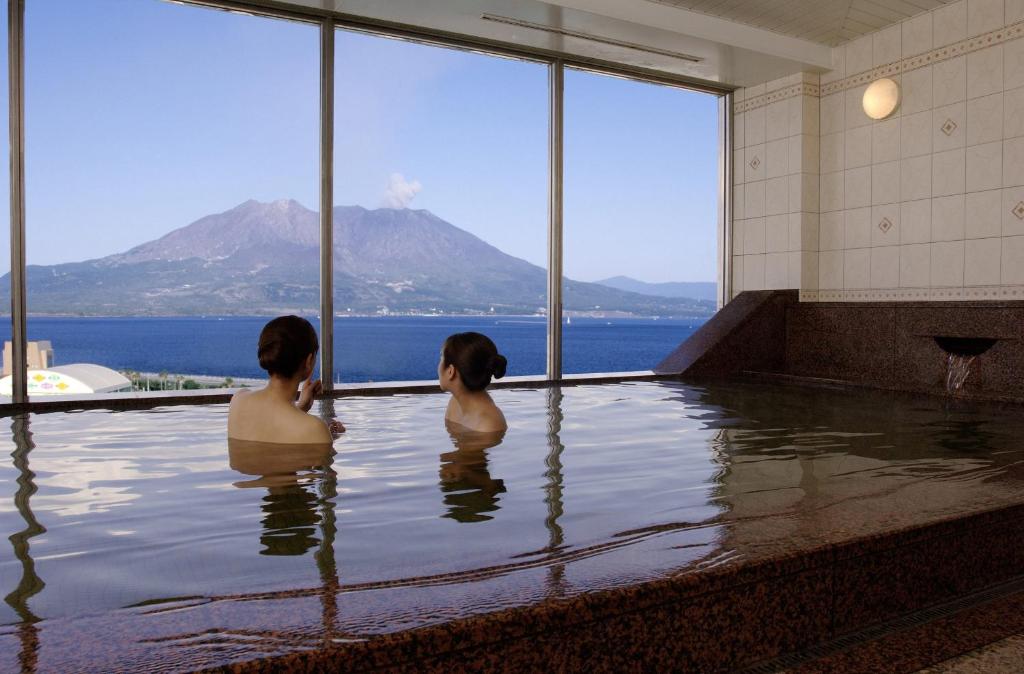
438, 332, 508, 433
228, 439, 334, 555
439, 424, 506, 523
228, 315, 344, 444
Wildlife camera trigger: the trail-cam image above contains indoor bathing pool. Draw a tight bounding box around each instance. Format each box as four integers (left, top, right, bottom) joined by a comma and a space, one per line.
3, 380, 1024, 672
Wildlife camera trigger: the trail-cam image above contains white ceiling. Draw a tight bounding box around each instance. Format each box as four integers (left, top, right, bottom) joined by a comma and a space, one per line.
646, 0, 956, 46
245, 0, 841, 86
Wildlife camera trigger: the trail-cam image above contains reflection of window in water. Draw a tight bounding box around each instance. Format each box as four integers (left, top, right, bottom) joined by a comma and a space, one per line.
439, 425, 506, 523
228, 439, 334, 556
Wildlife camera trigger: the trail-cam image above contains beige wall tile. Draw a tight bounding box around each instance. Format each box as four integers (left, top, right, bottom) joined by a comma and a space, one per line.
766, 138, 789, 178
871, 245, 901, 287
846, 125, 872, 168
846, 84, 872, 129
967, 45, 1004, 100
821, 92, 845, 135
966, 92, 1003, 146
765, 252, 789, 289
902, 110, 934, 158
765, 214, 789, 253
821, 171, 845, 212
819, 250, 845, 289
745, 179, 766, 218
1003, 185, 1024, 235
731, 255, 744, 293
968, 0, 1005, 37
965, 237, 1002, 285
966, 141, 1003, 191
820, 210, 844, 250
933, 56, 967, 107
844, 247, 871, 288
846, 206, 873, 248
1003, 136, 1024, 185
745, 144, 765, 182
902, 66, 934, 115
872, 204, 901, 246
1000, 234, 1024, 283
901, 198, 932, 243
733, 183, 745, 220
1003, 85, 1024, 138
902, 155, 933, 200
874, 24, 902, 67
744, 253, 766, 290
933, 148, 967, 196
744, 216, 766, 254
746, 106, 766, 146
846, 166, 872, 208
766, 100, 789, 141
797, 250, 819, 289
934, 0, 968, 48
932, 194, 967, 240
933, 102, 966, 152
1008, 0, 1024, 22
846, 35, 873, 75
931, 240, 966, 286
966, 189, 1004, 238
873, 117, 901, 164
794, 211, 819, 251
903, 13, 933, 58
1004, 37, 1024, 90
901, 243, 932, 286
873, 160, 902, 205
821, 132, 845, 172
733, 148, 744, 184
765, 176, 789, 215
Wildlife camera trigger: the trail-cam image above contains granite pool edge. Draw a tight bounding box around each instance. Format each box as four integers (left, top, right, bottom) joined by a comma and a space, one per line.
198, 501, 1024, 673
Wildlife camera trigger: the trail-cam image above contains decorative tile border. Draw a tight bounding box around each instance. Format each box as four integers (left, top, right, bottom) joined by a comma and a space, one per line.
799, 286, 1024, 303
734, 82, 819, 113
736, 18, 1024, 114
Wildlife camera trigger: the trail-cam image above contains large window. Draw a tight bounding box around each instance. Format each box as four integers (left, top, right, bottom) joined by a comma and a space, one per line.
20, 0, 318, 397
331, 30, 548, 384
563, 69, 719, 375
0, 1, 725, 402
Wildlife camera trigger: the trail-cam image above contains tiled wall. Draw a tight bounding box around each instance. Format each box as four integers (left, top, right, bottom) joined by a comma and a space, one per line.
732, 0, 1024, 303
731, 75, 820, 298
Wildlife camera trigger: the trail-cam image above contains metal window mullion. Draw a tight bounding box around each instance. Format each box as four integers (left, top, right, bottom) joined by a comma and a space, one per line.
720, 92, 733, 309
8, 0, 26, 405
546, 61, 564, 381
319, 20, 335, 390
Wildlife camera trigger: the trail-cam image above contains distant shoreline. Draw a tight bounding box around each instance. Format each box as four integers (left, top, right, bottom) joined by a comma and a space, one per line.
0, 312, 714, 320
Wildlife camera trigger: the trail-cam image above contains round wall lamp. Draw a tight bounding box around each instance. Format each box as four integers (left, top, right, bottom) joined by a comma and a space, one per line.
862, 78, 900, 120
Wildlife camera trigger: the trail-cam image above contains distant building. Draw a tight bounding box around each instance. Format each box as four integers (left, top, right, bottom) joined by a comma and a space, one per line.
3, 340, 53, 376
0, 364, 132, 396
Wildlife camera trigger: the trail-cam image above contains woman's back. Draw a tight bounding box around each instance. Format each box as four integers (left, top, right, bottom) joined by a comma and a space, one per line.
228, 388, 331, 444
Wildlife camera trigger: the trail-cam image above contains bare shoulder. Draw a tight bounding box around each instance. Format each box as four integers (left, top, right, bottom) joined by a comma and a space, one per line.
296, 413, 333, 444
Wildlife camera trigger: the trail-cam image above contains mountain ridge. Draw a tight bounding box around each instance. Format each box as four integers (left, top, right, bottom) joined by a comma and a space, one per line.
6, 200, 716, 318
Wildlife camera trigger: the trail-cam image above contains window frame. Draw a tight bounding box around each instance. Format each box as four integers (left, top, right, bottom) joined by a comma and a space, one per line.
3, 0, 733, 408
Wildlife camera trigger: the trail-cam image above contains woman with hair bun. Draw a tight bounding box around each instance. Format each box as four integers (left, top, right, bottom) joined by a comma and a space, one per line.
228, 315, 344, 444
438, 332, 508, 433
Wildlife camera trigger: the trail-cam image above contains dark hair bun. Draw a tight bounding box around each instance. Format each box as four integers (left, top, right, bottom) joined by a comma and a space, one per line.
490, 354, 507, 379
257, 315, 319, 378
442, 332, 506, 391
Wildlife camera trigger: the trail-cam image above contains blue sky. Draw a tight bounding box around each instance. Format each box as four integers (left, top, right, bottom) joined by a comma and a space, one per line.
3, 0, 719, 283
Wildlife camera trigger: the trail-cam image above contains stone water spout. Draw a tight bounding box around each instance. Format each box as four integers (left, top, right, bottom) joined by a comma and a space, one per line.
933, 337, 997, 394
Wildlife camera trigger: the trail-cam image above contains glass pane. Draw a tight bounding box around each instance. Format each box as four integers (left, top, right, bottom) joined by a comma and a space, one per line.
563, 68, 719, 374
21, 0, 318, 398
332, 30, 548, 384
